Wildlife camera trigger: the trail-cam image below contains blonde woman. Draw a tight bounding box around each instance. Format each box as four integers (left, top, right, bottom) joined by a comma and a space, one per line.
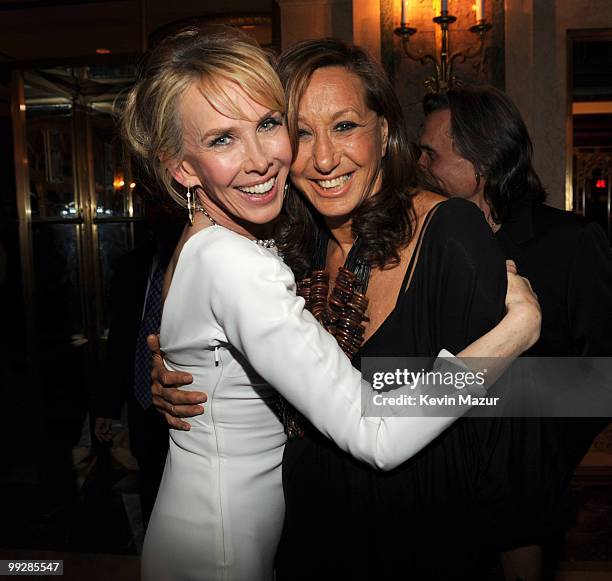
122, 28, 539, 581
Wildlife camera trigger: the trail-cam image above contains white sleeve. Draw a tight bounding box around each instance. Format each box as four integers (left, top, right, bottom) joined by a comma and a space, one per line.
205, 234, 466, 471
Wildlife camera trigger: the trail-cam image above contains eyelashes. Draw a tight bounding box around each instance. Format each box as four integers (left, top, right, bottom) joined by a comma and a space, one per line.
259, 116, 283, 131
334, 121, 358, 132
206, 115, 284, 148
208, 133, 232, 147
297, 120, 361, 140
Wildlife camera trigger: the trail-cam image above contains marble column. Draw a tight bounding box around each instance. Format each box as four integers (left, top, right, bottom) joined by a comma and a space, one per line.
505, 0, 565, 209
352, 0, 381, 61
276, 0, 353, 50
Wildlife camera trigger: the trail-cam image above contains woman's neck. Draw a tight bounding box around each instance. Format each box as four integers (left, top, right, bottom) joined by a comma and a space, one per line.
325, 216, 356, 262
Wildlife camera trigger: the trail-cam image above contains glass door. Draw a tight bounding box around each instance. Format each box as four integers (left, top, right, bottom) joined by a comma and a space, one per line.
11, 64, 141, 493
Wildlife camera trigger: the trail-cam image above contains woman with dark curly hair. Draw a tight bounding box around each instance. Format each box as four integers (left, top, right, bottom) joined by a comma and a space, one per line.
149, 37, 540, 580
274, 39, 524, 580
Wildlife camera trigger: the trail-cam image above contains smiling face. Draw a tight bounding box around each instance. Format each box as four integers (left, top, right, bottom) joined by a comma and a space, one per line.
289, 66, 388, 224
173, 80, 292, 235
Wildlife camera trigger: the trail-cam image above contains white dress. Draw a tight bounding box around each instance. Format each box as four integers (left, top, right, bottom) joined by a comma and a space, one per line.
142, 226, 462, 581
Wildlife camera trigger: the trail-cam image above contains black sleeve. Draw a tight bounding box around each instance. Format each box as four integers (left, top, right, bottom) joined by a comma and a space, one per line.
422, 198, 507, 353
568, 221, 612, 356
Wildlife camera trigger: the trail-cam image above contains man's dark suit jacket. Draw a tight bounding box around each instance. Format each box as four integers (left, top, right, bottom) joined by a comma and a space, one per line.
95, 239, 172, 525
96, 241, 157, 422
482, 201, 612, 555
495, 200, 612, 471
496, 200, 612, 357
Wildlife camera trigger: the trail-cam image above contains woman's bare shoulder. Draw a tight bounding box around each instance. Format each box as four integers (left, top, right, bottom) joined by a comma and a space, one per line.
411, 190, 447, 223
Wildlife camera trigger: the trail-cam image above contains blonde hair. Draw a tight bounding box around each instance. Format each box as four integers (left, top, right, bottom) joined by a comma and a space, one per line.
121, 26, 285, 207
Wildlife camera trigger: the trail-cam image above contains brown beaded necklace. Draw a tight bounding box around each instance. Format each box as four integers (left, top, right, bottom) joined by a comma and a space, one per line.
297, 233, 371, 359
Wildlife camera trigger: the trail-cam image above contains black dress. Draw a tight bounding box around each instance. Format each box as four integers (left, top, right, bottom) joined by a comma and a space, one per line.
277, 198, 515, 580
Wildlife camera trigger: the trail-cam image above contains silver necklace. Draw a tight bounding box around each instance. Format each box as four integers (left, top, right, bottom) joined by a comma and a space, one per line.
196, 206, 276, 249
196, 205, 216, 226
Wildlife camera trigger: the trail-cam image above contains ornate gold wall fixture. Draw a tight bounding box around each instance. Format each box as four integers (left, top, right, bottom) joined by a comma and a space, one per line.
394, 0, 492, 92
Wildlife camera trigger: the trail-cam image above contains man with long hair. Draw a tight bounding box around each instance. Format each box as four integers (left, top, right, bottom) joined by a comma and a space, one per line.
419, 85, 612, 580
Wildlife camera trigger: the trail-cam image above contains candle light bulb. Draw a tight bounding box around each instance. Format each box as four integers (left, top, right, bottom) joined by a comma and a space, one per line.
476, 0, 485, 20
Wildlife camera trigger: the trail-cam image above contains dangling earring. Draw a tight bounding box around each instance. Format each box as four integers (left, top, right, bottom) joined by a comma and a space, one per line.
284, 182, 289, 199
186, 184, 195, 226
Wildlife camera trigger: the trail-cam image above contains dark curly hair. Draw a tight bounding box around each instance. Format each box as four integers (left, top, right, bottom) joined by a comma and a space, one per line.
423, 86, 546, 223
275, 39, 423, 278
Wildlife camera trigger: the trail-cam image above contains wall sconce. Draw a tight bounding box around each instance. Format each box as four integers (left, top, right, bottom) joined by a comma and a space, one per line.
113, 174, 125, 189
394, 1, 492, 93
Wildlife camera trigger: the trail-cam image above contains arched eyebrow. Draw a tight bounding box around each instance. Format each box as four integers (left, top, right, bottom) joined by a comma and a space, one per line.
329, 107, 361, 120
297, 107, 363, 124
